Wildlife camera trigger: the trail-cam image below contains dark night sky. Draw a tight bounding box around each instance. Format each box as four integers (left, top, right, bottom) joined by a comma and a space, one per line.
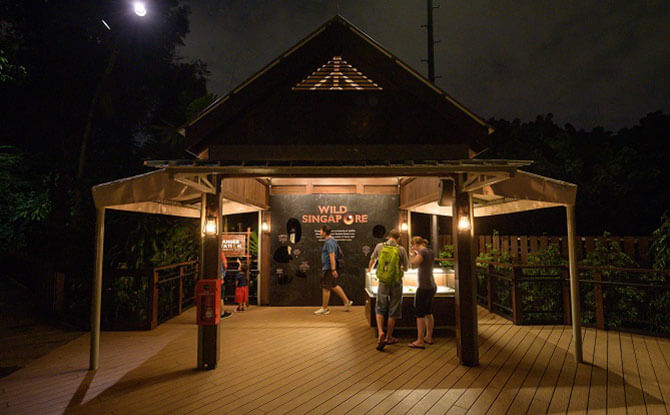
178, 0, 669, 130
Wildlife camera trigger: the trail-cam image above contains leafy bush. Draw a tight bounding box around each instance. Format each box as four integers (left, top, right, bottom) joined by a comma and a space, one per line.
102, 211, 199, 328
0, 146, 51, 252
650, 212, 670, 270
475, 235, 514, 316
438, 245, 454, 268
520, 244, 566, 324
580, 233, 642, 331
102, 274, 149, 328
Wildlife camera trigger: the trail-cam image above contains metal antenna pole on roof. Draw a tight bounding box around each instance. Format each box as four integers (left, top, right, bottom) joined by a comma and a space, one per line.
422, 0, 441, 83
336, 0, 341, 15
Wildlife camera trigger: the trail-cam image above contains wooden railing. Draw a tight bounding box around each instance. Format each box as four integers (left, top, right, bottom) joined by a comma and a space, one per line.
437, 258, 670, 337
150, 261, 199, 328
438, 234, 652, 267
103, 261, 199, 330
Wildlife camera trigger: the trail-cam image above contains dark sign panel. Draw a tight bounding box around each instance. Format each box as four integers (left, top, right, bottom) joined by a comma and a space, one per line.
270, 194, 399, 306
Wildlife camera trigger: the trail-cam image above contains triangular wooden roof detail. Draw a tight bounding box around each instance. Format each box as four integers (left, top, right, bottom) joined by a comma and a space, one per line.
293, 56, 382, 91
184, 15, 492, 157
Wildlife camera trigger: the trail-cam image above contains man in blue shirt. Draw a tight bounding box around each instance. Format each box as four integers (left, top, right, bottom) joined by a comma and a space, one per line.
314, 225, 353, 315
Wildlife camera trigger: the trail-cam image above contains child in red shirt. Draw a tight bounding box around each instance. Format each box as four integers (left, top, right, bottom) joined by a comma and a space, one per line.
234, 263, 249, 312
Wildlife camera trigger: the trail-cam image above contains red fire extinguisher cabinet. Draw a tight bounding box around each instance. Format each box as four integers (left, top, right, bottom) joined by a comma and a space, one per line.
196, 279, 221, 325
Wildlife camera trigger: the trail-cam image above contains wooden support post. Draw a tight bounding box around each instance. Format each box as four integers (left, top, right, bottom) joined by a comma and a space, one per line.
562, 268, 572, 325
198, 177, 222, 370
593, 272, 605, 330
512, 266, 523, 325
260, 210, 271, 305
486, 264, 493, 312
566, 204, 583, 363
90, 207, 105, 371
150, 270, 158, 329
431, 214, 439, 253
399, 209, 410, 250
453, 174, 478, 366
178, 266, 184, 315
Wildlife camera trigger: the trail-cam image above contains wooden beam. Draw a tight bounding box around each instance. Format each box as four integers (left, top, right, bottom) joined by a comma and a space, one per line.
89, 207, 105, 371
260, 210, 272, 305
453, 174, 479, 366
197, 177, 222, 370
566, 204, 583, 363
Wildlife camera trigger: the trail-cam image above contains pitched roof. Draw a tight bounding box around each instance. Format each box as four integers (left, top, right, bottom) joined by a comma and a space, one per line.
184, 15, 492, 155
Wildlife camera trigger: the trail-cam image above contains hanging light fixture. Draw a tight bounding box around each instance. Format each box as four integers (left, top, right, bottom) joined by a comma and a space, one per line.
204, 217, 217, 236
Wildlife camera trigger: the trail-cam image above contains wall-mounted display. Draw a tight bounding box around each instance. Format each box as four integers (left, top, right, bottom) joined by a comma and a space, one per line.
270, 194, 399, 306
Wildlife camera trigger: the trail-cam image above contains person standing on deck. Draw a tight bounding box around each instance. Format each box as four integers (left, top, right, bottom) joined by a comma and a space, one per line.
314, 225, 353, 315
367, 228, 409, 351
220, 246, 232, 319
408, 236, 436, 349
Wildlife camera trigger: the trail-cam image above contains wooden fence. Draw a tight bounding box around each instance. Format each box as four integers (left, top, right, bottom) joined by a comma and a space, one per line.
439, 234, 651, 266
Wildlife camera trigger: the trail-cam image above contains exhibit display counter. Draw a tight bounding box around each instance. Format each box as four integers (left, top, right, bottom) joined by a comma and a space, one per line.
364, 267, 456, 332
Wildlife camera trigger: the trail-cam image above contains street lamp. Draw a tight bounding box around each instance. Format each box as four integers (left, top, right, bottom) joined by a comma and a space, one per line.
133, 2, 147, 17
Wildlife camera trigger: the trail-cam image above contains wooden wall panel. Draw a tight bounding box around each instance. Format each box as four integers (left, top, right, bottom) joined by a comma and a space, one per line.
221, 178, 269, 209
363, 185, 398, 194
312, 185, 357, 193
270, 181, 399, 195
399, 177, 440, 208
270, 185, 307, 194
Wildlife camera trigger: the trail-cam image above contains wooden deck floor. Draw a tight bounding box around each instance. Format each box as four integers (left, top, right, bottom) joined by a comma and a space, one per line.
1, 306, 670, 414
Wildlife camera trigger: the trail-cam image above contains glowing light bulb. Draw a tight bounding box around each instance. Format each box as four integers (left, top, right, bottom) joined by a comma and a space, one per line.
204, 219, 217, 235
400, 222, 408, 232
133, 2, 147, 17
261, 222, 269, 232
458, 216, 471, 231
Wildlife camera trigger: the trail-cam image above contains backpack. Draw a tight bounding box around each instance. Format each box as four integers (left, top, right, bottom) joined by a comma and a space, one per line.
336, 244, 344, 270
376, 243, 402, 285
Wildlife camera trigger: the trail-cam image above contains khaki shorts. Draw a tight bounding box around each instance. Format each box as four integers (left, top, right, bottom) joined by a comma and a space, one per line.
376, 282, 403, 319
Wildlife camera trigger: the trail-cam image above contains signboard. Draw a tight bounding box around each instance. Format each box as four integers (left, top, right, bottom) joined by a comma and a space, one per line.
221, 234, 247, 257
270, 194, 399, 306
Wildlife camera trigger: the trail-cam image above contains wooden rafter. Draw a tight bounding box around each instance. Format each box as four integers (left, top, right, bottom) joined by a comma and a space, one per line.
462, 172, 511, 193
172, 173, 216, 194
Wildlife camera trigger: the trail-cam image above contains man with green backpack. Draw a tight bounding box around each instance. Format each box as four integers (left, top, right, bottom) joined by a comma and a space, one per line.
367, 228, 409, 351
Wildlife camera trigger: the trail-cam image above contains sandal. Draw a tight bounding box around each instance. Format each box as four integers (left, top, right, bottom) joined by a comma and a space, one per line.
408, 342, 425, 349
385, 337, 399, 345
424, 339, 434, 345
376, 333, 386, 351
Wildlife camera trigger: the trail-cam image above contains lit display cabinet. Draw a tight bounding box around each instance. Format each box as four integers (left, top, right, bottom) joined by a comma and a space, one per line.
364, 267, 456, 332
365, 267, 455, 296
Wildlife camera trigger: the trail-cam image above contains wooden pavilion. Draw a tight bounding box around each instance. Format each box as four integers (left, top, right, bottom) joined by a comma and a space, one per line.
91, 16, 580, 371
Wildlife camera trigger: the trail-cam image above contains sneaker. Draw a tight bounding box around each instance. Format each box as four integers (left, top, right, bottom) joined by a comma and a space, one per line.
313, 307, 330, 315
343, 300, 353, 312
220, 311, 233, 319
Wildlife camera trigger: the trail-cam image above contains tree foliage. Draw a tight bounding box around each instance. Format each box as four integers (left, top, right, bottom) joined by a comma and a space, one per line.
0, 0, 209, 272
0, 146, 51, 252
650, 212, 670, 270
485, 112, 670, 235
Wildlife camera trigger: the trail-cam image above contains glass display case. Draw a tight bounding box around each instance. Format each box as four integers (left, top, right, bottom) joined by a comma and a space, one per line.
365, 267, 455, 296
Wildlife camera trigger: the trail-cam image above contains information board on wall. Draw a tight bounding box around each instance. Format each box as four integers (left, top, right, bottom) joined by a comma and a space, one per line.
270, 194, 399, 306
221, 234, 247, 257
